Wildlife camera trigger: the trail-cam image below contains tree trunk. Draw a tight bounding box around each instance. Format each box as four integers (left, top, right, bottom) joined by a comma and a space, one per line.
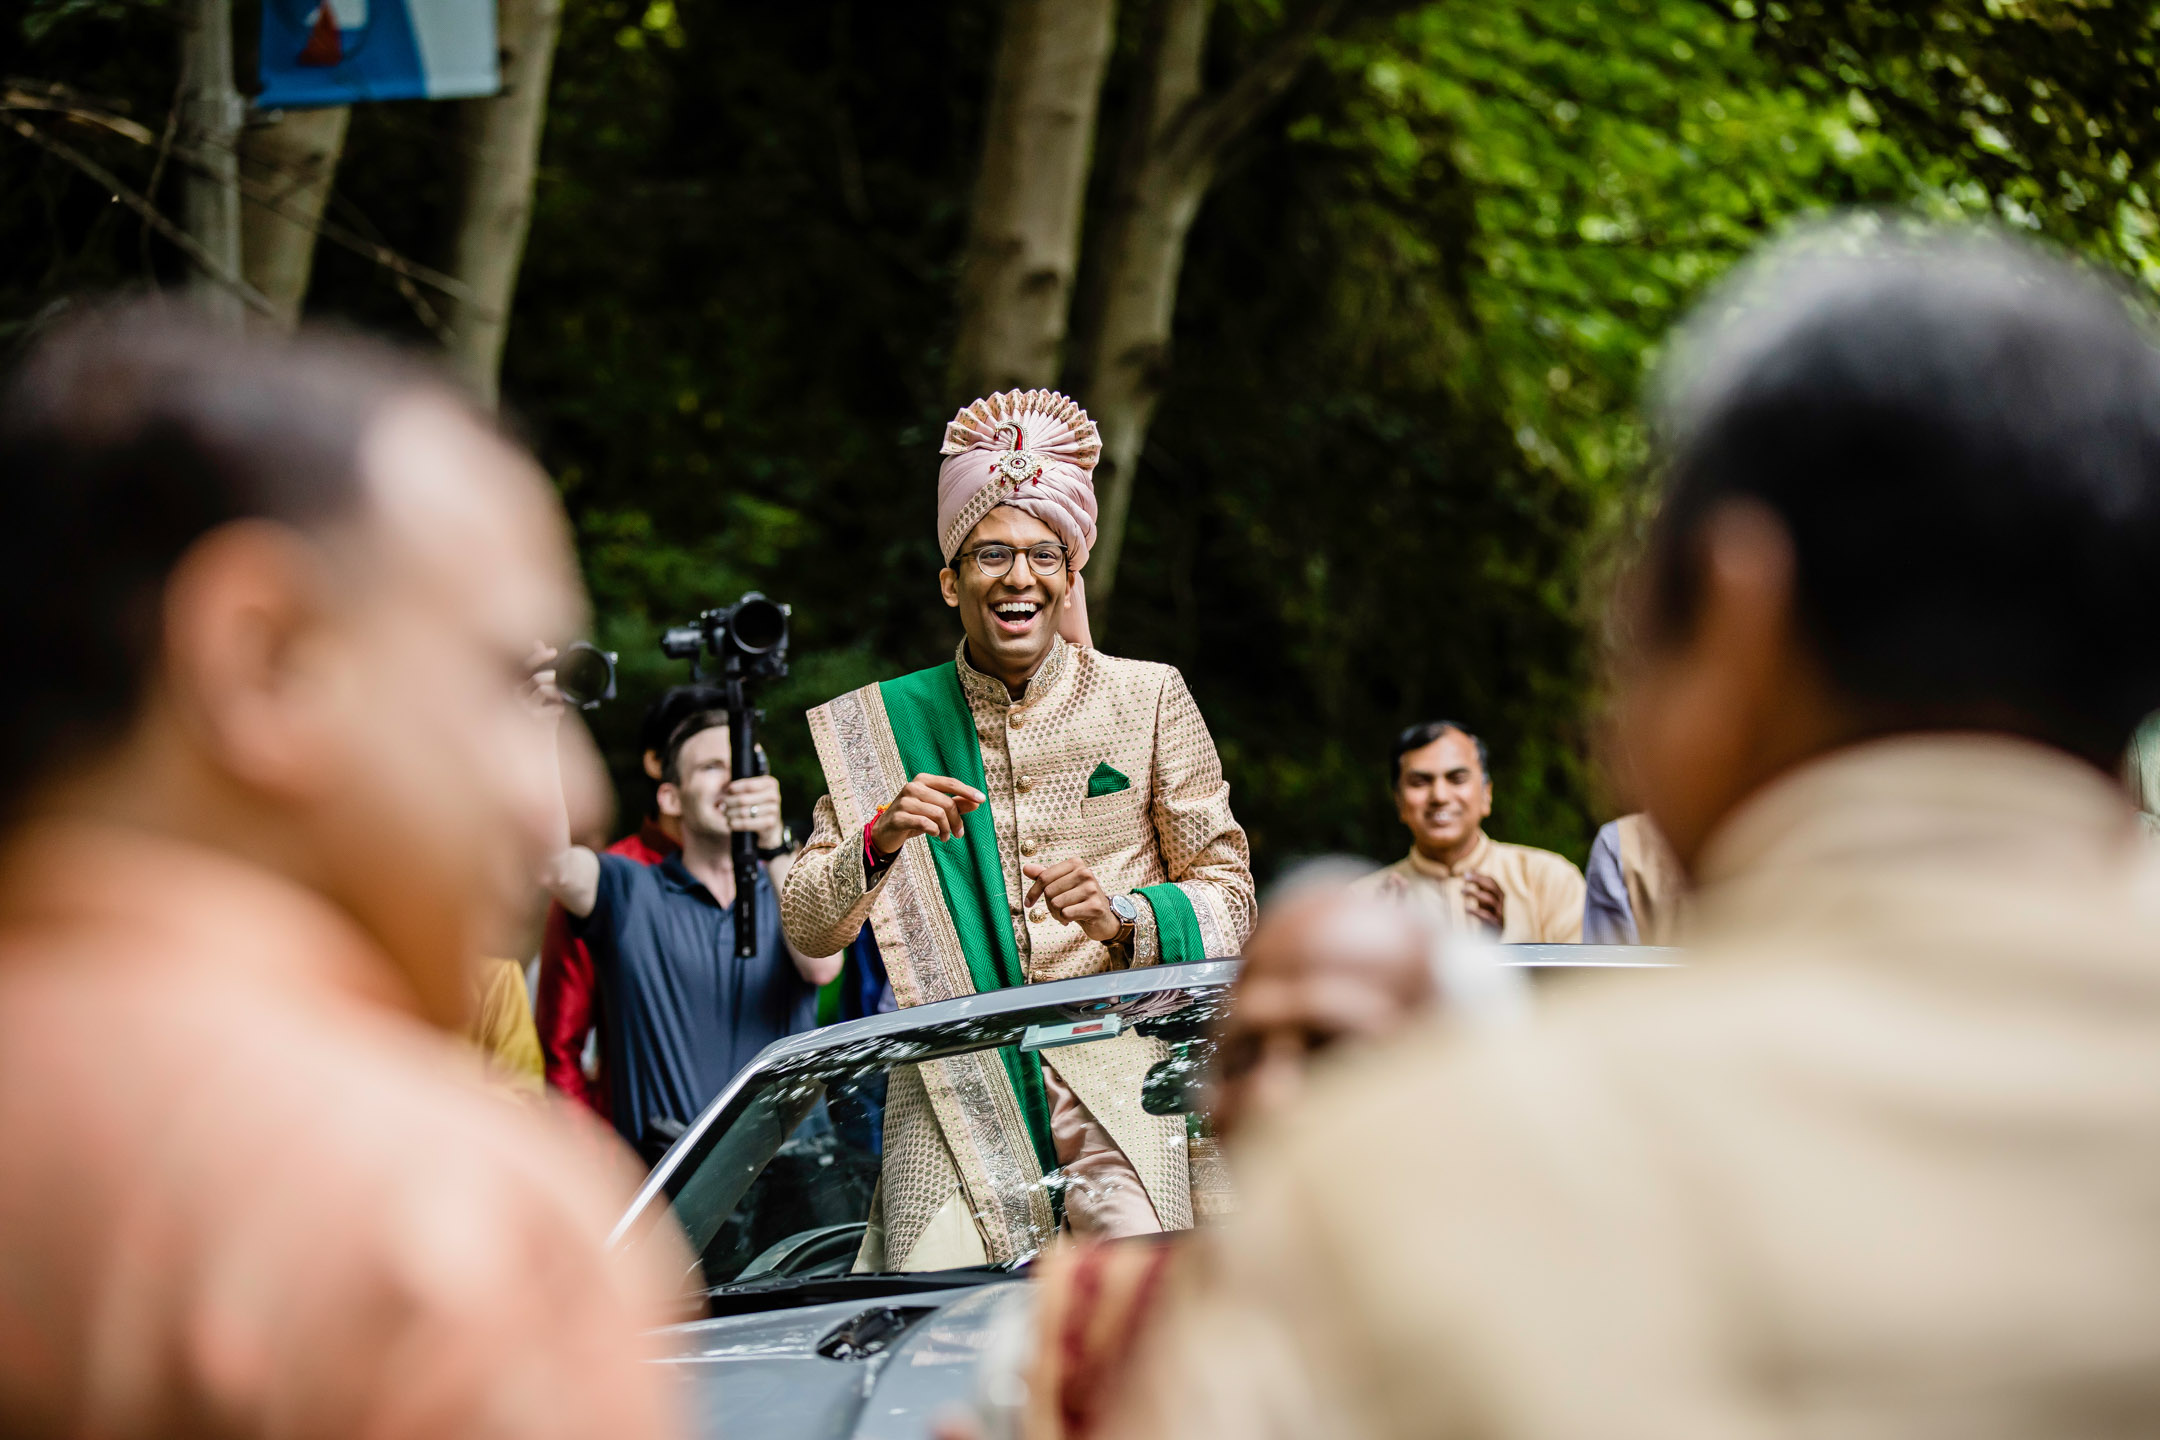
1073, 0, 1212, 614
1074, 0, 1345, 619
1079, 162, 1211, 613
443, 0, 564, 408
177, 0, 244, 330
946, 0, 1119, 402
238, 106, 350, 332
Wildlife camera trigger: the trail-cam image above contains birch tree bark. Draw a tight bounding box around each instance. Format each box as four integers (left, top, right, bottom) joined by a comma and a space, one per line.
177, 0, 245, 330
239, 106, 350, 331
1073, 0, 1345, 614
443, 0, 564, 407
947, 0, 1119, 402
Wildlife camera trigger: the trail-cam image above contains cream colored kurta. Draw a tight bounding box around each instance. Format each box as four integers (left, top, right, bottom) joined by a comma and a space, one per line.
1615, 811, 1690, 943
1360, 832, 1586, 942
1112, 735, 2160, 1440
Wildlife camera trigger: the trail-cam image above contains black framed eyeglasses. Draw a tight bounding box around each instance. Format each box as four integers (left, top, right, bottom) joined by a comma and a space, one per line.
958, 541, 1070, 579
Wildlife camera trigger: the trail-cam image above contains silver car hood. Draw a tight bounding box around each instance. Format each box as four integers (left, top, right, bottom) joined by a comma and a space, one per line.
658, 1279, 1033, 1440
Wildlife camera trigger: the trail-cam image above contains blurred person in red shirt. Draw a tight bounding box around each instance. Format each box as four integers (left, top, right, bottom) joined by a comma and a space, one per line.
535, 684, 721, 1114
0, 304, 685, 1440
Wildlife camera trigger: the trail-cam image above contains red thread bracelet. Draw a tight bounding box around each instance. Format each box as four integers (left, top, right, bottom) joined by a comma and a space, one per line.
863, 807, 893, 871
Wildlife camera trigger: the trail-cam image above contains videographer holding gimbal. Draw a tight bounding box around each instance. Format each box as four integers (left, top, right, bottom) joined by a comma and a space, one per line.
536, 610, 842, 1164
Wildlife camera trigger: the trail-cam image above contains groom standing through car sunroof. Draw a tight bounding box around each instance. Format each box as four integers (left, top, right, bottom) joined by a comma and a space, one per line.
780, 389, 1255, 1272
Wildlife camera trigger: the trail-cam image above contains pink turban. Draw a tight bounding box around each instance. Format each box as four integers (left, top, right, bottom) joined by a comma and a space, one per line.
937, 389, 1102, 648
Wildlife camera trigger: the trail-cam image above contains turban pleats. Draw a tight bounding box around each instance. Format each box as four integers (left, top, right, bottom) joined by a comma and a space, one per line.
936, 389, 1102, 647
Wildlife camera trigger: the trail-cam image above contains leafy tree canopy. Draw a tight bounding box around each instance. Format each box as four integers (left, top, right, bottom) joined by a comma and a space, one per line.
2, 0, 2145, 874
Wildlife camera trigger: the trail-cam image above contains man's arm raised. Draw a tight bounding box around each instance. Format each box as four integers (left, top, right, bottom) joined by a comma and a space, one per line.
528, 647, 602, 919
540, 845, 602, 920
764, 847, 844, 986
779, 775, 984, 959
780, 795, 875, 960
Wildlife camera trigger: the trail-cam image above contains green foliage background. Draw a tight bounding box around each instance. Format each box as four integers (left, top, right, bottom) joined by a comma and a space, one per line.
9, 0, 2160, 878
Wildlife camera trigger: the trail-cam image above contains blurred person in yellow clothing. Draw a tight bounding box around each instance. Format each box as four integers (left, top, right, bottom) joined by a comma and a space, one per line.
468, 958, 545, 1098
1105, 227, 2160, 1440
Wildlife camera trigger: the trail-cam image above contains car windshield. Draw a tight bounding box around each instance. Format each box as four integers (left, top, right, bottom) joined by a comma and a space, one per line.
634, 972, 1235, 1306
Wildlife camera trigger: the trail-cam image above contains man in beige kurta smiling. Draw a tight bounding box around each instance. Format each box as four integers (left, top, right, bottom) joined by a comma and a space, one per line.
1362, 719, 1586, 942
780, 389, 1254, 1270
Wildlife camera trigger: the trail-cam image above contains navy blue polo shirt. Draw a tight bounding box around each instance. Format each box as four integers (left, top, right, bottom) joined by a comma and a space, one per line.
571, 853, 815, 1149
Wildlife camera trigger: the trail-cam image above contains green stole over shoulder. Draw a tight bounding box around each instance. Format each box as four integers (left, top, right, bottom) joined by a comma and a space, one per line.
877, 662, 1209, 1171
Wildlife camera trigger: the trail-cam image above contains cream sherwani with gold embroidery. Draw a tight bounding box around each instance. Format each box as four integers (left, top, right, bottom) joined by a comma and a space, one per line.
780, 635, 1254, 1268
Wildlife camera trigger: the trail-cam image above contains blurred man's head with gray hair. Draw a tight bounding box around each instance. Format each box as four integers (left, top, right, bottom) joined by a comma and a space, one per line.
1620, 222, 2160, 860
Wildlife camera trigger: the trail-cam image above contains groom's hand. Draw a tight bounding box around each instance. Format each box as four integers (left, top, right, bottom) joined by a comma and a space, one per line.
1023, 859, 1120, 942
871, 774, 985, 855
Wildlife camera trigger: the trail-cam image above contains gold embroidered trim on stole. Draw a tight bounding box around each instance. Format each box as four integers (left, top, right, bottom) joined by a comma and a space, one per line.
808, 681, 1055, 1262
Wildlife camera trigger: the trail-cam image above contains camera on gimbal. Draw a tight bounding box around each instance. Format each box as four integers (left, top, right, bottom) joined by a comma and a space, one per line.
660, 591, 791, 684
659, 592, 792, 958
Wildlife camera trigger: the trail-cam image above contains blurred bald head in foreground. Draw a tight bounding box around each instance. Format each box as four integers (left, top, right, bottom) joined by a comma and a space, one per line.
1208, 864, 1437, 1142
0, 304, 680, 1440
1110, 226, 2160, 1440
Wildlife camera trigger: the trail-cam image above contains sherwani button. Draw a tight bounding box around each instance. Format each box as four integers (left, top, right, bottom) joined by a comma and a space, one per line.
1017, 775, 1034, 792
1029, 906, 1048, 923
1009, 712, 1024, 729
1021, 838, 1039, 857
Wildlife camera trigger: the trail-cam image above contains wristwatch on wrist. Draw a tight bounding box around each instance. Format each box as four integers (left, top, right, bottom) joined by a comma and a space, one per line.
1108, 892, 1139, 949
755, 824, 796, 862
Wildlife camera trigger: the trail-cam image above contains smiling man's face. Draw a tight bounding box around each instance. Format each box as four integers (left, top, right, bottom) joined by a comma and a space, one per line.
658, 722, 733, 843
940, 505, 1071, 692
1395, 729, 1493, 865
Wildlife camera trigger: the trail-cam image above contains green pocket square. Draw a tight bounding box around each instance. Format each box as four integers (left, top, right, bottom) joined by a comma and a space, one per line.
1086, 761, 1131, 798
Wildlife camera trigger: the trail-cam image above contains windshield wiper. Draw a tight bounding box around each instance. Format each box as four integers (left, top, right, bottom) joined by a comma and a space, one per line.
702, 1267, 1016, 1317
711, 1265, 1010, 1297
